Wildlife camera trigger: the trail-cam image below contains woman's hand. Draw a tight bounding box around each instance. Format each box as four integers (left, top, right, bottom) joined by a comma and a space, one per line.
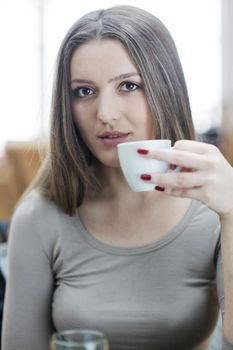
139, 140, 233, 219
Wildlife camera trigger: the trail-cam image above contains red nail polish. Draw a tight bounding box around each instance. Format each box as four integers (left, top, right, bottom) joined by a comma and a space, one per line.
141, 174, 151, 181
155, 186, 165, 192
137, 148, 149, 155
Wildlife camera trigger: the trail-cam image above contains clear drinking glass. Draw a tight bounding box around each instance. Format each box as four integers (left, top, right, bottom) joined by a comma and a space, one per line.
50, 329, 109, 350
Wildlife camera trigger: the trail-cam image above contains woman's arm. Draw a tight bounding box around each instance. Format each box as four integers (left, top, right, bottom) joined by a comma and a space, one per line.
2, 197, 54, 350
138, 140, 233, 346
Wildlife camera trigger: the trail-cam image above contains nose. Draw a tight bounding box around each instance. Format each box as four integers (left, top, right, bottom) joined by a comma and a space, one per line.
96, 91, 121, 124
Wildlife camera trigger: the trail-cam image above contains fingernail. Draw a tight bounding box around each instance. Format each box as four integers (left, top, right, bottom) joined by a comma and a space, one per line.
137, 148, 149, 155
141, 174, 151, 181
155, 186, 165, 192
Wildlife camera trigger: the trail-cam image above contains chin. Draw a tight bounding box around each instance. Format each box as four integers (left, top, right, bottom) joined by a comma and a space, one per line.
103, 160, 121, 168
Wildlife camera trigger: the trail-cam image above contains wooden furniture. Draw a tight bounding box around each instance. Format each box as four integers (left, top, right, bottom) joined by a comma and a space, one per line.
0, 141, 46, 219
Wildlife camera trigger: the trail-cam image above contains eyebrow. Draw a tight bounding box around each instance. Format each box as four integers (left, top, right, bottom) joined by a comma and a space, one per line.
70, 72, 140, 85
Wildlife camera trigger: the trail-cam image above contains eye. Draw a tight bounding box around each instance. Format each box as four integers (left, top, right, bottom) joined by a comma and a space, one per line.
72, 87, 95, 98
120, 81, 140, 92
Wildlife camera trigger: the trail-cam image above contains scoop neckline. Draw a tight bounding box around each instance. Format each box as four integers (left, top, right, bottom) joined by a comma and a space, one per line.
74, 200, 199, 256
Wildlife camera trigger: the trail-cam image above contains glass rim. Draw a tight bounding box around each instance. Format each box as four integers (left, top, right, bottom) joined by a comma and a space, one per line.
52, 329, 107, 347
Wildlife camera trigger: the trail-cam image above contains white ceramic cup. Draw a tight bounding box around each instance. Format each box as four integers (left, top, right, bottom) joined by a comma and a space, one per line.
117, 139, 171, 192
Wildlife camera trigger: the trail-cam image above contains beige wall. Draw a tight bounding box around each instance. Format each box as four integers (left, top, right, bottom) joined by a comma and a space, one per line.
221, 0, 233, 165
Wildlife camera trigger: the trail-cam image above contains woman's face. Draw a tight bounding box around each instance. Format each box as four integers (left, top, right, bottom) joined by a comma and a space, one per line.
70, 39, 155, 167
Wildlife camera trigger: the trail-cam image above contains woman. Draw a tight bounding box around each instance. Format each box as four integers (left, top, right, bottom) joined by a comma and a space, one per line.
2, 5, 233, 350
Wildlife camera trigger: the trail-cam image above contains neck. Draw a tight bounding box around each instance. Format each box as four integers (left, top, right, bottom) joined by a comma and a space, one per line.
87, 164, 167, 208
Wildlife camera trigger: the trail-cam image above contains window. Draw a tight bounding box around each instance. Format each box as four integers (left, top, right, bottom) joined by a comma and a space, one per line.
0, 0, 221, 155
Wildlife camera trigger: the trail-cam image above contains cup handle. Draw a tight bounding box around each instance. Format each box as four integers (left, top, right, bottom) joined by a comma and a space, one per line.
173, 165, 181, 172
169, 165, 181, 173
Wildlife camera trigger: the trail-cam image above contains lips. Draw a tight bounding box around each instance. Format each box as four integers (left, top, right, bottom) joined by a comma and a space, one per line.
98, 131, 130, 146
98, 131, 130, 139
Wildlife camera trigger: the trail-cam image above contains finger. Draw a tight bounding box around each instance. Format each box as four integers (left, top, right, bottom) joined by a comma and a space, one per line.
149, 171, 207, 188
163, 186, 203, 201
174, 140, 218, 154
145, 148, 209, 170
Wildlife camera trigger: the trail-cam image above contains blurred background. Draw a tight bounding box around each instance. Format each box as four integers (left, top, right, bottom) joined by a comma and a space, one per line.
0, 0, 233, 220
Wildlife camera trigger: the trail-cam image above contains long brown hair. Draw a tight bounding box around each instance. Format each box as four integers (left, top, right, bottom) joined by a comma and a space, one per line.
31, 5, 196, 215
